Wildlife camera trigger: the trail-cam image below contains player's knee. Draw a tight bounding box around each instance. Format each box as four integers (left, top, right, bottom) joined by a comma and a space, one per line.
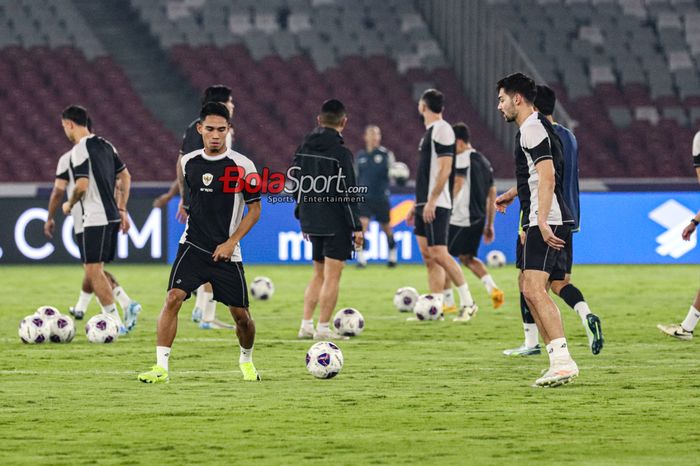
164, 290, 185, 312
231, 308, 252, 327
460, 254, 475, 266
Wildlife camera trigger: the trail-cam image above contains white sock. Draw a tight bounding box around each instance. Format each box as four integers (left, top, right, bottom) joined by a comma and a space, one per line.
574, 301, 591, 325
201, 291, 216, 322
357, 248, 366, 264
157, 346, 171, 371
546, 337, 571, 365
481, 274, 497, 294
100, 302, 123, 326
682, 305, 700, 332
194, 286, 207, 310
239, 345, 253, 364
75, 291, 93, 312
524, 323, 539, 348
317, 322, 330, 332
112, 286, 131, 309
301, 319, 314, 329
443, 288, 455, 307
456, 284, 474, 307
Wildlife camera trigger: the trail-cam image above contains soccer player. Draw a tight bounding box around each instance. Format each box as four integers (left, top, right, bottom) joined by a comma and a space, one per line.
503, 85, 603, 356
406, 89, 477, 321
138, 102, 261, 383
58, 105, 132, 333
355, 125, 398, 268
494, 73, 578, 387
153, 84, 235, 330
295, 99, 364, 340
46, 131, 141, 327
442, 123, 504, 312
693, 127, 700, 183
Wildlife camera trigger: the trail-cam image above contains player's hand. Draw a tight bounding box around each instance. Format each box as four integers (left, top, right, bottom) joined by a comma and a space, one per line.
153, 194, 170, 209
538, 223, 565, 250
213, 240, 236, 262
353, 231, 364, 249
682, 222, 697, 241
176, 199, 188, 223
119, 211, 130, 234
61, 202, 71, 215
43, 219, 55, 239
406, 205, 415, 226
495, 193, 515, 214
422, 200, 436, 224
483, 225, 495, 244
519, 231, 526, 246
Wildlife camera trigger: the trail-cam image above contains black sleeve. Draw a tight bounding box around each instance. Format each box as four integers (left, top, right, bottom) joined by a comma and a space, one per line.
454, 167, 467, 177
694, 154, 700, 167
435, 142, 455, 157
530, 138, 553, 165
56, 169, 69, 181
340, 150, 362, 231
114, 152, 126, 174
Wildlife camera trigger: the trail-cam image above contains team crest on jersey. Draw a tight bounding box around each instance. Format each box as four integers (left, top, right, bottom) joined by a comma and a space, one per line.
202, 173, 213, 186
374, 154, 383, 164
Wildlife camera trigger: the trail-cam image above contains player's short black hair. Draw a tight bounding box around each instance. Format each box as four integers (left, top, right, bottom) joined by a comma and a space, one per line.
534, 85, 556, 116
199, 101, 230, 122
420, 88, 444, 113
61, 105, 89, 127
202, 84, 232, 105
496, 73, 537, 103
453, 122, 471, 143
319, 99, 347, 126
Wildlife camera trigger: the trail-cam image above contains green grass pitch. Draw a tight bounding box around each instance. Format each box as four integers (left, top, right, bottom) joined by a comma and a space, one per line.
1, 263, 699, 465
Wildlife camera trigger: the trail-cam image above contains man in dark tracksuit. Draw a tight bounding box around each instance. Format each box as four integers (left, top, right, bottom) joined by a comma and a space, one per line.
293, 99, 363, 340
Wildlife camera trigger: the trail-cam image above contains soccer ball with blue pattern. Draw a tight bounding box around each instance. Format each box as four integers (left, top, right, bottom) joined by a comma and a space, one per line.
306, 341, 344, 379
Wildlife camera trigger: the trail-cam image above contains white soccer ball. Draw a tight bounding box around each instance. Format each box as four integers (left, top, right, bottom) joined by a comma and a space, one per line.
250, 276, 274, 300
393, 286, 419, 312
486, 250, 507, 268
18, 314, 51, 344
306, 341, 344, 379
35, 305, 61, 322
50, 315, 75, 343
85, 314, 120, 343
389, 161, 410, 182
333, 308, 365, 337
413, 294, 443, 321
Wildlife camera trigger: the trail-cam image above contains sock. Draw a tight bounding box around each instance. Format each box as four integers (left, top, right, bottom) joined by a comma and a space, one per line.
301, 319, 314, 329
357, 248, 366, 264
100, 302, 123, 326
480, 274, 497, 294
317, 322, 330, 332
432, 292, 444, 308
387, 235, 396, 249
443, 288, 455, 307
681, 305, 700, 332
157, 346, 171, 371
524, 323, 539, 348
520, 293, 536, 324
573, 302, 592, 325
112, 286, 131, 309
201, 291, 215, 322
456, 284, 474, 307
194, 286, 207, 310
546, 337, 571, 365
75, 291, 93, 312
239, 345, 253, 364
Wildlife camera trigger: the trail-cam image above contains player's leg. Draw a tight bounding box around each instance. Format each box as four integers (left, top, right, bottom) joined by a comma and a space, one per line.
314, 257, 345, 339
416, 235, 444, 293
199, 282, 230, 329
550, 275, 603, 354
299, 259, 324, 338
84, 262, 124, 329
460, 254, 505, 309
431, 246, 477, 321
657, 287, 700, 340
70, 272, 93, 320
105, 270, 143, 332
356, 217, 370, 268
504, 272, 542, 355
377, 197, 396, 267
441, 272, 457, 313
230, 305, 259, 381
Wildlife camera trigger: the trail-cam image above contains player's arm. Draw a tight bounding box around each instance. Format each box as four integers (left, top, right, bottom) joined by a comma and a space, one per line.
534, 160, 565, 249
452, 151, 467, 199
483, 185, 497, 244
452, 174, 465, 199
153, 179, 178, 208
116, 167, 131, 233
63, 178, 88, 215
424, 156, 452, 223
212, 201, 262, 262
495, 186, 517, 213
45, 179, 67, 238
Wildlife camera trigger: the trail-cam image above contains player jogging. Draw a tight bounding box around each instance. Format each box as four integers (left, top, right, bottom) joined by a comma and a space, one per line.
355, 125, 398, 268
494, 73, 578, 387
153, 85, 235, 330
442, 122, 504, 312
295, 99, 364, 340
406, 89, 478, 321
503, 85, 603, 356
58, 106, 133, 334
138, 102, 261, 383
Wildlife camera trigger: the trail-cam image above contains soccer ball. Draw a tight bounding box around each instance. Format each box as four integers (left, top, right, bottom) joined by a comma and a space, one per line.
18, 315, 51, 344
389, 161, 410, 185
305, 341, 344, 379
85, 314, 120, 343
393, 286, 419, 312
250, 276, 274, 300
35, 305, 61, 322
413, 294, 443, 321
486, 250, 507, 268
333, 308, 365, 336
50, 315, 75, 343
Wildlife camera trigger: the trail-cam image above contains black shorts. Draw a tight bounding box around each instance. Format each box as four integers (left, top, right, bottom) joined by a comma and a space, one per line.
358, 197, 390, 223
309, 233, 354, 262
515, 233, 524, 270
414, 206, 450, 246
447, 221, 484, 257
550, 230, 574, 281
520, 225, 570, 277
168, 243, 249, 308
79, 223, 119, 264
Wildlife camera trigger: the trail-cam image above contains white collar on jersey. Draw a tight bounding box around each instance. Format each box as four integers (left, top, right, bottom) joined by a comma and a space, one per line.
200, 148, 232, 161
523, 111, 540, 125
425, 118, 446, 130
77, 134, 95, 143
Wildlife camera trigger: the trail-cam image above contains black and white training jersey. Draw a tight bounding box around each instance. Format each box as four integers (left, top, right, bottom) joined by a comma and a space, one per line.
55, 150, 84, 234
179, 148, 260, 262
416, 119, 456, 209
693, 130, 700, 167
70, 134, 126, 228
514, 112, 573, 228
450, 149, 494, 227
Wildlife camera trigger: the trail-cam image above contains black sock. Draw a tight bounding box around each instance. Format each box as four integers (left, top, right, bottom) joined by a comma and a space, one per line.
520, 292, 535, 324
559, 284, 585, 310
387, 235, 396, 249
